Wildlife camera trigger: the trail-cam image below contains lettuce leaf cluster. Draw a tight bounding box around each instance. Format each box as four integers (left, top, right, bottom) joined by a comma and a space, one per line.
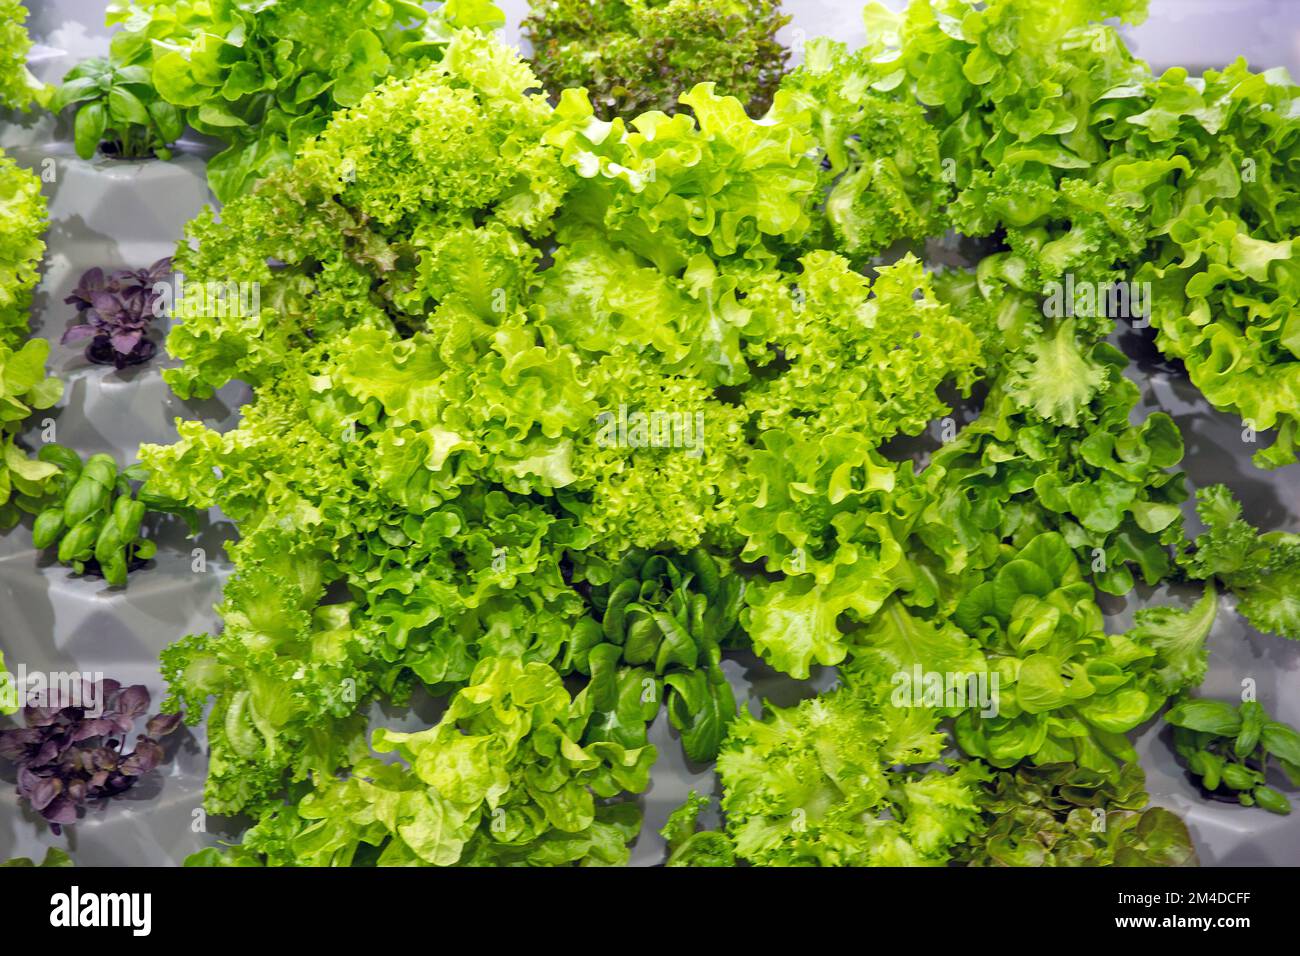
716, 669, 987, 866
1116, 65, 1300, 469
142, 1, 1300, 867
103, 0, 506, 199
864, 0, 1300, 466
0, 151, 46, 350
0, 0, 43, 110
188, 656, 652, 865
575, 548, 744, 762
952, 533, 1169, 776
1181, 485, 1300, 640
144, 26, 998, 838
0, 154, 60, 531
660, 791, 735, 866
958, 763, 1197, 866
742, 359, 1189, 681
524, 0, 789, 120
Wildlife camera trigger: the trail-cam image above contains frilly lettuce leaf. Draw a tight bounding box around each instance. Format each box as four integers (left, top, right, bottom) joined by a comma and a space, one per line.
1, 334, 63, 529
746, 252, 982, 444
928, 361, 1187, 596
1181, 484, 1300, 640
163, 30, 566, 400
188, 656, 651, 866
544, 81, 820, 270
782, 35, 950, 259
717, 673, 986, 866
0, 0, 46, 111
1125, 585, 1218, 694
1003, 320, 1111, 427
112, 0, 505, 201
0, 152, 47, 351
744, 562, 888, 679
661, 791, 735, 867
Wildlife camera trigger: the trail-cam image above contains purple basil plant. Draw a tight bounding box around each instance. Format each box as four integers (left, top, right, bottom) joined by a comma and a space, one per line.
0, 678, 181, 833
62, 258, 173, 369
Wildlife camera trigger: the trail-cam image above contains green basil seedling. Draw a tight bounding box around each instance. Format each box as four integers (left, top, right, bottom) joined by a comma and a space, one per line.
28, 445, 174, 587
50, 56, 183, 160
1166, 697, 1300, 815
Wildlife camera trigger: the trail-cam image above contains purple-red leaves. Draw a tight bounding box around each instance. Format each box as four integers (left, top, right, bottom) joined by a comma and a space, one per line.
0, 678, 180, 833
62, 259, 172, 368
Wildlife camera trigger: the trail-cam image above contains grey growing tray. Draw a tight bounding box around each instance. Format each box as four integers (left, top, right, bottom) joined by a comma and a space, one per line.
1, 0, 1298, 867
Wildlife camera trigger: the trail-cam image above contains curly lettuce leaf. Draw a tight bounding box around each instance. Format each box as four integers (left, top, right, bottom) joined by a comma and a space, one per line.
163, 30, 566, 400
545, 81, 820, 269
114, 0, 504, 200
0, 151, 47, 351
0, 0, 46, 110
717, 677, 986, 866
1126, 585, 1218, 694
1182, 485, 1300, 640
660, 791, 735, 867
195, 657, 653, 866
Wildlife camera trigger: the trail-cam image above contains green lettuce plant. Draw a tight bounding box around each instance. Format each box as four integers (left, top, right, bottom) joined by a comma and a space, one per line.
0, 338, 62, 532
661, 791, 734, 866
571, 547, 744, 762
741, 361, 1191, 681
186, 657, 653, 866
959, 763, 1197, 866
0, 151, 59, 535
951, 533, 1170, 777
1114, 64, 1300, 470
867, 0, 1300, 468
1180, 484, 1300, 640
0, 0, 45, 110
1125, 585, 1219, 694
104, 0, 505, 200
144, 27, 994, 819
926, 360, 1188, 597
780, 32, 950, 260
716, 666, 988, 866
0, 151, 47, 350
146, 33, 598, 815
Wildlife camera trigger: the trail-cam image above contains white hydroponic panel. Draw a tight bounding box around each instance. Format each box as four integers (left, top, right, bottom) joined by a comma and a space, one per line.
1, 0, 1298, 867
